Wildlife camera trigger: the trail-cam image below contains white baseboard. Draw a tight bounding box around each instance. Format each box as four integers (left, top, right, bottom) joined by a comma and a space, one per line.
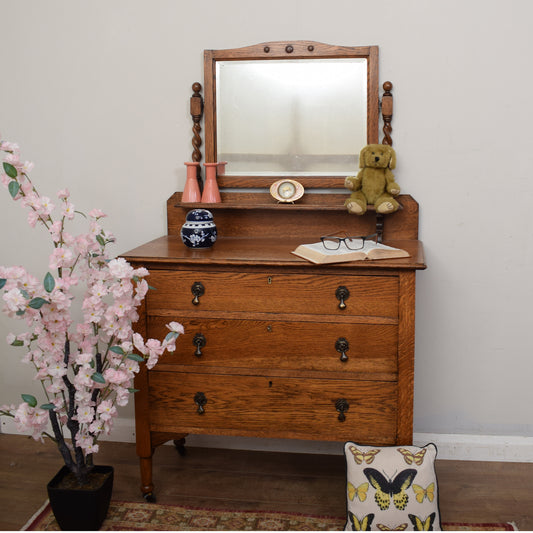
2, 416, 532, 462
413, 432, 533, 463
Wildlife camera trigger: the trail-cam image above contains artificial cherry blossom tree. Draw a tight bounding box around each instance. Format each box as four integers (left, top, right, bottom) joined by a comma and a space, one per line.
0, 136, 183, 484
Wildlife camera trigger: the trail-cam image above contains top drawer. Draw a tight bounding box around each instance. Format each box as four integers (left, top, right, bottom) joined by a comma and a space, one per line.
146, 270, 398, 318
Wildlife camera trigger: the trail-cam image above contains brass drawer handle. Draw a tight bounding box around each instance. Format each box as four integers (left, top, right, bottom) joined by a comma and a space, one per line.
193, 333, 206, 357
191, 281, 205, 305
335, 398, 350, 422
335, 286, 350, 310
194, 392, 207, 414
335, 337, 349, 362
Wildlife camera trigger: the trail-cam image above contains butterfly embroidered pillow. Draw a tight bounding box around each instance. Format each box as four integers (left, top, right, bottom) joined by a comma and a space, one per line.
343, 442, 441, 531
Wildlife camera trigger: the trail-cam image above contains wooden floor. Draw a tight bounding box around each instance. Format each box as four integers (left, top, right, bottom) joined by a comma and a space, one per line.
1, 433, 532, 531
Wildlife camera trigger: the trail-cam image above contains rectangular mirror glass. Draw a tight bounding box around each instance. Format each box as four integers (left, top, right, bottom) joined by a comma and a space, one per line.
216, 58, 367, 176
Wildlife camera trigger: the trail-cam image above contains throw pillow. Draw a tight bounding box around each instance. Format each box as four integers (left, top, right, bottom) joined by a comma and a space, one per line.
344, 442, 441, 531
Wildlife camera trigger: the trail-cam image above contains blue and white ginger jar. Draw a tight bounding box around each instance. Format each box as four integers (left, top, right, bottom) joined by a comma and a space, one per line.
180, 209, 217, 249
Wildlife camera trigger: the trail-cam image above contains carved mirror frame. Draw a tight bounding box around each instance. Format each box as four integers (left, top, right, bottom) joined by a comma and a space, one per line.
202, 41, 386, 190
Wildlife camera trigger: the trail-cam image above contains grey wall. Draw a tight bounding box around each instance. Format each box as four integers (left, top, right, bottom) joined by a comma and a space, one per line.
1, 0, 531, 441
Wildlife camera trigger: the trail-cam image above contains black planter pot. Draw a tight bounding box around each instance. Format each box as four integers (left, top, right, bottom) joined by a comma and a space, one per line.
47, 465, 114, 531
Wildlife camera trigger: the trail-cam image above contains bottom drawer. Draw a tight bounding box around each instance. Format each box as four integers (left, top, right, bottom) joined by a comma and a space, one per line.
148, 371, 398, 444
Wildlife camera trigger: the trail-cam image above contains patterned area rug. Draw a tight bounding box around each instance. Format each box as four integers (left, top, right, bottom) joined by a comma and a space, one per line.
22, 500, 517, 531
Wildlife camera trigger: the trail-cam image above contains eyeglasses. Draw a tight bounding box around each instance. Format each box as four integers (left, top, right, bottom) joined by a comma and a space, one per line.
320, 232, 378, 251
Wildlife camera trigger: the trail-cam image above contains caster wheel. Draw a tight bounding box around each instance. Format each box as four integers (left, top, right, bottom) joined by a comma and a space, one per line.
174, 438, 187, 456
143, 492, 156, 503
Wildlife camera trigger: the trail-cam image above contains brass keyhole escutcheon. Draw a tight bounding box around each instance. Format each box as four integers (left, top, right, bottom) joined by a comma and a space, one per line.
335, 286, 350, 310
267, 276, 273, 284
267, 325, 272, 333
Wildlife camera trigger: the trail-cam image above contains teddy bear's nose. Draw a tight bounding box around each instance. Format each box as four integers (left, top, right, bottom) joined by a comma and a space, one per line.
374, 156, 380, 162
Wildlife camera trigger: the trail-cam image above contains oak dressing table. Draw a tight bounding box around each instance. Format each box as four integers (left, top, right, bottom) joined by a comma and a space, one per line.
122, 41, 426, 501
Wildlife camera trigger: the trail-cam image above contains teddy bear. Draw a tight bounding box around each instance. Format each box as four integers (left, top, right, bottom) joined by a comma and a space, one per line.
344, 144, 401, 215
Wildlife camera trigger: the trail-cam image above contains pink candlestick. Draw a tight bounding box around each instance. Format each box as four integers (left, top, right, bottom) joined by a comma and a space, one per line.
217, 161, 227, 176
182, 162, 201, 203
201, 162, 221, 203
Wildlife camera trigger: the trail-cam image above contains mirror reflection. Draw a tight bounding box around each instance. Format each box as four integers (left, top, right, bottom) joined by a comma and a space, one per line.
216, 58, 367, 176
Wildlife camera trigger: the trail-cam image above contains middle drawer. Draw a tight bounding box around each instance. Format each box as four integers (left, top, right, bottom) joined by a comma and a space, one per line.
149, 316, 398, 378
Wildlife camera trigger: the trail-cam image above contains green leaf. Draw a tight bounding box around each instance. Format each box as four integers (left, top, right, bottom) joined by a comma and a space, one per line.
8, 180, 20, 198
96, 234, 105, 246
148, 284, 157, 291
21, 394, 37, 407
28, 297, 49, 309
109, 346, 125, 355
0, 278, 5, 289
126, 353, 144, 362
164, 331, 179, 342
3, 162, 17, 178
15, 309, 26, 316
10, 339, 24, 347
20, 289, 30, 299
128, 388, 140, 394
91, 372, 106, 384
40, 403, 56, 410
43, 272, 55, 293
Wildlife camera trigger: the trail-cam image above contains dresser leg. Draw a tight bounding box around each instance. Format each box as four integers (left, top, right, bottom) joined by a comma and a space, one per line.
140, 455, 156, 502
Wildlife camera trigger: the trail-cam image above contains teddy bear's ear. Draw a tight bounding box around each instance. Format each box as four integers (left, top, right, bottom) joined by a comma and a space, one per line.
359, 145, 369, 168
388, 146, 396, 169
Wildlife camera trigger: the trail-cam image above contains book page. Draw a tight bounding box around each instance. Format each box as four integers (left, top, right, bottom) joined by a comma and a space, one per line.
291, 239, 409, 264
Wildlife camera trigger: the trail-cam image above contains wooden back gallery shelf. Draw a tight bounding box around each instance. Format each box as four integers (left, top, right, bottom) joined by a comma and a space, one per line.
167, 192, 419, 242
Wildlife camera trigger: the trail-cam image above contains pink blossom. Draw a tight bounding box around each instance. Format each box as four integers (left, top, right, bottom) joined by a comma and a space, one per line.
14, 402, 48, 441
133, 333, 147, 355
108, 258, 134, 279
74, 352, 93, 365
49, 221, 62, 241
90, 281, 108, 298
75, 433, 99, 453
89, 420, 105, 434
103, 368, 129, 385
75, 404, 95, 424
88, 208, 106, 219
55, 274, 78, 291
74, 389, 92, 405
97, 400, 117, 421
3, 288, 26, 312
49, 247, 74, 269
2, 140, 20, 153
73, 366, 94, 388
27, 210, 39, 228
115, 387, 130, 407
36, 196, 54, 216
22, 161, 34, 173
167, 321, 185, 335
46, 379, 64, 394
62, 202, 75, 220
4, 152, 20, 166
57, 188, 70, 200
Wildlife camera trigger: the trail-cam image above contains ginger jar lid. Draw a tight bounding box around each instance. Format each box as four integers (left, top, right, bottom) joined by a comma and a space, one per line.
185, 209, 214, 223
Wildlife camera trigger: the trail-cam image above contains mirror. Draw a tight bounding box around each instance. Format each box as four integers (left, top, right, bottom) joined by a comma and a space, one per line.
204, 41, 380, 189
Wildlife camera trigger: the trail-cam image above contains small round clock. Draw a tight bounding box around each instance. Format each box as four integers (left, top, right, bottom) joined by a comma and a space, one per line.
270, 179, 305, 203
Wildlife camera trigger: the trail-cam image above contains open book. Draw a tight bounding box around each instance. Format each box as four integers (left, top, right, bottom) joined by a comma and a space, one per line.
291, 239, 410, 264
